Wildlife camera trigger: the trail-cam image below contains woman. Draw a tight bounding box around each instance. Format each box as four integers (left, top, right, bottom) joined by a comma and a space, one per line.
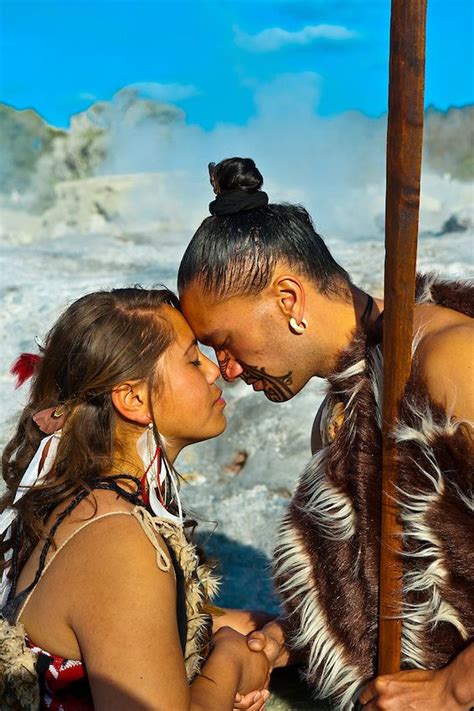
0, 287, 273, 710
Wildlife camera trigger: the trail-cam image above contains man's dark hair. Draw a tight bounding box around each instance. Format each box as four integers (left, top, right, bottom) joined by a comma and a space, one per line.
178, 202, 351, 301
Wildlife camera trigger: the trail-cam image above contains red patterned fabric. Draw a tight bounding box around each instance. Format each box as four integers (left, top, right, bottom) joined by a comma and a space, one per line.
25, 636, 93, 710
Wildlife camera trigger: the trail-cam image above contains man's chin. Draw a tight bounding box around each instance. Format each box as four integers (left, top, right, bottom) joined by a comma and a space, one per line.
240, 373, 299, 402
263, 386, 296, 403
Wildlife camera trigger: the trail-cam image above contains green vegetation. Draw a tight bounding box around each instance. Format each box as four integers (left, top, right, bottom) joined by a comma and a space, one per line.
0, 104, 65, 193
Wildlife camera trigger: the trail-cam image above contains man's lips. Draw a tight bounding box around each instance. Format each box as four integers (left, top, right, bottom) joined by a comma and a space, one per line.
241, 374, 259, 385
240, 373, 266, 391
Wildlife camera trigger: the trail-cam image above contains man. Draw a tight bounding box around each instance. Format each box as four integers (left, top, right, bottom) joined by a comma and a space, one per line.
178, 157, 473, 710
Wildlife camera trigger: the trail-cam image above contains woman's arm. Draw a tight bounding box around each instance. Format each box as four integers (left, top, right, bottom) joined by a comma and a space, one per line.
192, 627, 270, 711
212, 608, 275, 636
67, 515, 269, 710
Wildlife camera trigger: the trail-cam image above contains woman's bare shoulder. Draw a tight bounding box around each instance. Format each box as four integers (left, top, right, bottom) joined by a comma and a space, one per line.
69, 512, 188, 709
45, 485, 138, 542
19, 489, 175, 662
66, 507, 172, 577
42, 487, 175, 598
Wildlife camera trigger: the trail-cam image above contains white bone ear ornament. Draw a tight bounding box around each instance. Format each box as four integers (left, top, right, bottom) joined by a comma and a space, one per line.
289, 317, 308, 335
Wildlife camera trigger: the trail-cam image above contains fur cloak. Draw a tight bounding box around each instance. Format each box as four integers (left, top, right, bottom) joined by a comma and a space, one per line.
273, 273, 474, 710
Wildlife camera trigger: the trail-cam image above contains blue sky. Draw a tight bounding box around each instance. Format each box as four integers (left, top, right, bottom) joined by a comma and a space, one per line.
0, 0, 473, 128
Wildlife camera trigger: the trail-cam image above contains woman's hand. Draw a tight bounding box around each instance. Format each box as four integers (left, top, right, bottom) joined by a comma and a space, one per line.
212, 613, 275, 709
358, 665, 470, 710
232, 689, 271, 711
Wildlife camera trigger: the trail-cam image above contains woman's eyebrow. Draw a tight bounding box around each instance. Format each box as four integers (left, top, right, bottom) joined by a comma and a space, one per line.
184, 339, 198, 355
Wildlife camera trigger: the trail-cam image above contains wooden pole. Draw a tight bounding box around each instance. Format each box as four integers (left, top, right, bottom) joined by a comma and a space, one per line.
378, 0, 428, 674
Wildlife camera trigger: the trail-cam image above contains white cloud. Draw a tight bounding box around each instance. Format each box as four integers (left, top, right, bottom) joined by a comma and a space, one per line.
253, 71, 321, 120
235, 23, 357, 52
78, 92, 97, 101
126, 82, 200, 102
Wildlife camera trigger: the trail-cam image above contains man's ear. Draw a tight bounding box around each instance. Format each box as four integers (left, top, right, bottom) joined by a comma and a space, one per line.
273, 275, 306, 321
111, 381, 151, 425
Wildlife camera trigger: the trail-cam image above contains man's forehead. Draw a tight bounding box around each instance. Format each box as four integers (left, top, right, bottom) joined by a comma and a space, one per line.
196, 327, 225, 345
180, 288, 258, 343
181, 293, 222, 335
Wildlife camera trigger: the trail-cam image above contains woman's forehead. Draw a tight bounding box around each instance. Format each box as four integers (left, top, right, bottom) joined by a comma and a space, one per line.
160, 306, 195, 344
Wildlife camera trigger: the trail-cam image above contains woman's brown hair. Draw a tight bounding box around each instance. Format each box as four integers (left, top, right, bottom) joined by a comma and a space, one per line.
1, 286, 180, 578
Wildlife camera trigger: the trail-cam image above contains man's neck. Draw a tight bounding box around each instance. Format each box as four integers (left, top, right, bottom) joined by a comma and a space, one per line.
307, 285, 383, 378
351, 285, 383, 330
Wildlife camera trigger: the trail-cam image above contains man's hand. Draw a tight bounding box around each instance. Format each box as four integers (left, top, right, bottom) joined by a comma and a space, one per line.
246, 618, 294, 669
359, 644, 474, 710
212, 613, 274, 710
358, 666, 470, 710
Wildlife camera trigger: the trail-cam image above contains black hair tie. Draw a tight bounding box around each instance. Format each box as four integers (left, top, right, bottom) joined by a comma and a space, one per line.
209, 188, 269, 216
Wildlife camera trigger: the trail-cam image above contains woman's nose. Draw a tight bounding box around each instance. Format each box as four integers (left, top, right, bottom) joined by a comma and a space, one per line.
202, 355, 221, 384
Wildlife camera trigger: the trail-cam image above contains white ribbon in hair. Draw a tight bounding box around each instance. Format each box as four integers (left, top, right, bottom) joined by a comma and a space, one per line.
136, 430, 183, 526
0, 432, 61, 607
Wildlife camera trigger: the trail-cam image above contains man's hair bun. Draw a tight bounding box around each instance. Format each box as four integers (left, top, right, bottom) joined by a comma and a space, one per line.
208, 157, 268, 215
210, 157, 264, 193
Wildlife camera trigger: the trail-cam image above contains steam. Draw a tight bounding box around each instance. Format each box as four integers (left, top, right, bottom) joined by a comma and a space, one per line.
94, 73, 472, 245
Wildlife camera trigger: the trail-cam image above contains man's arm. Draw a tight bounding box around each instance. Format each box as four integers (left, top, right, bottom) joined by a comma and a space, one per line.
359, 642, 474, 710
359, 323, 474, 709
418, 323, 474, 421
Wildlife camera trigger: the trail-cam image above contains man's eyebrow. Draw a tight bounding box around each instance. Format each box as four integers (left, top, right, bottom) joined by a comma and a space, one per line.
184, 339, 198, 355
199, 330, 222, 345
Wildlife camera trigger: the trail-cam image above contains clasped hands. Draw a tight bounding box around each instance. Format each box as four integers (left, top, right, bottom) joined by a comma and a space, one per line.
212, 613, 290, 711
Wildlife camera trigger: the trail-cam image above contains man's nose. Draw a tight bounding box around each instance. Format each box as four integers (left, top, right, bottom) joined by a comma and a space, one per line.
216, 352, 244, 381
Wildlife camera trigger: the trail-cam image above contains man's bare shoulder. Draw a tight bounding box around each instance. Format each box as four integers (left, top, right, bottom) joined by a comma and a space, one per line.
414, 306, 474, 420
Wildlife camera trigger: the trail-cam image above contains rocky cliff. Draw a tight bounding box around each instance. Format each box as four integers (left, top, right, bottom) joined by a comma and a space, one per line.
1, 87, 184, 210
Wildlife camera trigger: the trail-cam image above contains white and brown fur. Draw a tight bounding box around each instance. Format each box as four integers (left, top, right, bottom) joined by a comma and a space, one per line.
273, 273, 474, 710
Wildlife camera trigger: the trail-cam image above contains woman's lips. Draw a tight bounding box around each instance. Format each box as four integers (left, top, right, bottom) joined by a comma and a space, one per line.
214, 390, 227, 407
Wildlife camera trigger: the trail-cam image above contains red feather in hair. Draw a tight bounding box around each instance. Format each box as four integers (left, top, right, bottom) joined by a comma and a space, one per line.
10, 353, 42, 389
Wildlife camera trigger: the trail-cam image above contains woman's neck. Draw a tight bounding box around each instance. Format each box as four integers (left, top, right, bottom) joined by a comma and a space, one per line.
109, 422, 147, 493
110, 421, 180, 490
